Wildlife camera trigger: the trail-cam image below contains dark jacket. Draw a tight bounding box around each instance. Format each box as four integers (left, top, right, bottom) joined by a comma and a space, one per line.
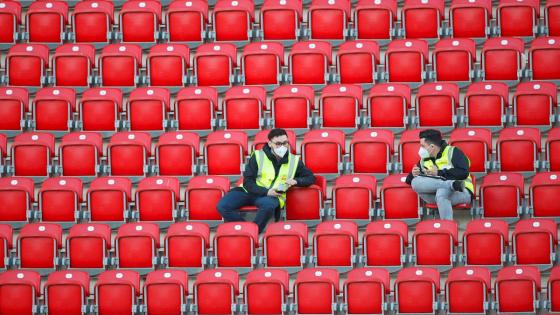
241, 144, 316, 196
405, 141, 470, 185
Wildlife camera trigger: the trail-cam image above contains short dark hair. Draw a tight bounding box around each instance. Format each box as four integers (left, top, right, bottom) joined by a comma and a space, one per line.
419, 129, 443, 146
268, 128, 288, 141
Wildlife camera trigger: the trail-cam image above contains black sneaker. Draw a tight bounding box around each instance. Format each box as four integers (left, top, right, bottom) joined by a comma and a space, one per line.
452, 180, 465, 192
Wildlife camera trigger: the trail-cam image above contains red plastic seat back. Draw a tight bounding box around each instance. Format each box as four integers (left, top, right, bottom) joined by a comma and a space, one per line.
446, 267, 491, 313
0, 1, 21, 43
18, 223, 62, 269
100, 44, 143, 87
344, 268, 390, 314
53, 44, 95, 87
7, 44, 49, 87
285, 175, 327, 221
449, 128, 492, 173
302, 130, 345, 174
39, 177, 83, 222
108, 132, 152, 176
12, 132, 55, 177
120, 0, 162, 43
464, 82, 509, 127
195, 43, 237, 87
0, 177, 34, 222
513, 219, 558, 265
144, 270, 188, 315
264, 222, 308, 267
332, 174, 377, 219
314, 221, 358, 266
290, 41, 332, 85
136, 176, 180, 222
498, 0, 539, 37
364, 220, 408, 267
482, 37, 524, 81
27, 1, 68, 43
213, 0, 254, 41
87, 177, 131, 222
186, 175, 231, 221
95, 270, 140, 315
215, 222, 259, 268
479, 173, 524, 218
195, 269, 240, 315
514, 81, 557, 126
355, 0, 397, 39
395, 268, 440, 313
73, 0, 114, 43
547, 128, 560, 171
116, 223, 160, 268
294, 268, 340, 314
175, 86, 218, 131
60, 132, 103, 176
261, 0, 302, 40
402, 0, 444, 39
497, 127, 541, 172
0, 270, 41, 315
413, 220, 458, 266
271, 85, 315, 130
205, 130, 248, 175
80, 88, 122, 132
450, 0, 492, 38
381, 174, 419, 220
242, 42, 284, 85
165, 222, 210, 268
496, 266, 541, 313
167, 0, 208, 42
67, 223, 111, 269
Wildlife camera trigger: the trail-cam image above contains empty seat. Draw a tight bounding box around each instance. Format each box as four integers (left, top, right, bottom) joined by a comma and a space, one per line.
95, 270, 140, 315
213, 0, 254, 42
6, 44, 49, 87
495, 266, 541, 313
27, 0, 68, 43
87, 177, 131, 222
185, 175, 231, 221
263, 222, 308, 268
0, 87, 28, 132
464, 82, 509, 128
144, 270, 188, 315
79, 88, 122, 132
53, 44, 95, 87
355, 0, 397, 40
547, 128, 560, 171
482, 37, 524, 81
0, 0, 21, 44
242, 42, 284, 86
12, 132, 55, 177
530, 172, 560, 218
319, 84, 363, 129
337, 40, 380, 84
479, 173, 524, 218
547, 0, 560, 36
59, 132, 103, 177
413, 220, 458, 267
445, 267, 491, 314
115, 223, 159, 269
44, 271, 89, 315
39, 177, 83, 222
244, 269, 289, 315
167, 0, 208, 43
271, 85, 315, 130
66, 223, 111, 269
136, 177, 180, 222
332, 174, 377, 220
450, 0, 492, 38
513, 81, 557, 127
301, 129, 345, 175
214, 222, 259, 268
402, 0, 444, 39
530, 37, 560, 80
127, 87, 170, 132
367, 83, 411, 128
294, 268, 340, 314
309, 0, 351, 40
72, 0, 114, 43
0, 270, 41, 315
285, 175, 327, 221
32, 87, 75, 132
433, 38, 476, 82
165, 222, 210, 268
386, 39, 429, 83
17, 223, 62, 269
194, 269, 239, 315
107, 132, 152, 176
513, 219, 557, 265
415, 83, 460, 128
449, 128, 492, 174
314, 221, 358, 267
156, 131, 200, 177
350, 129, 394, 175
399, 129, 422, 173
175, 87, 218, 131
463, 219, 509, 266
394, 268, 440, 314
147, 44, 190, 87
260, 0, 302, 41
344, 268, 390, 315
548, 266, 560, 312
194, 43, 237, 87
363, 220, 408, 268
252, 129, 297, 154
0, 225, 11, 269
223, 86, 267, 130
204, 130, 248, 176
0, 177, 34, 223
498, 0, 539, 37
99, 44, 143, 87
380, 174, 420, 220
289, 41, 332, 85
496, 127, 541, 172
119, 0, 161, 43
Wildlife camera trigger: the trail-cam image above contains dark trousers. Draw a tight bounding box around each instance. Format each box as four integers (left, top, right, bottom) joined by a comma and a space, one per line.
216, 189, 280, 233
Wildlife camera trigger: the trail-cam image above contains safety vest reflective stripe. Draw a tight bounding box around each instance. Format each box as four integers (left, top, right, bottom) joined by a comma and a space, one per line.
422, 145, 474, 193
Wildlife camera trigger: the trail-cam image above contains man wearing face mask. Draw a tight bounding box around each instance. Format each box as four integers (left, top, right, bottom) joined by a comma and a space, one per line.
405, 129, 473, 220
217, 128, 316, 233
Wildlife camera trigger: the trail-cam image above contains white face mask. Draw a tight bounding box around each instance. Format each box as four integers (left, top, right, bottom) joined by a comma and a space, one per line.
273, 146, 288, 158
418, 147, 430, 159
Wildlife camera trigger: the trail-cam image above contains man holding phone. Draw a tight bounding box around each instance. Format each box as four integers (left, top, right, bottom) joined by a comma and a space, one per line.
217, 128, 316, 233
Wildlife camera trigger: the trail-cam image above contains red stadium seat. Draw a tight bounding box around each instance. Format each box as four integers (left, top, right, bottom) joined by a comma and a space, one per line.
115, 223, 159, 269
147, 44, 190, 86
314, 221, 358, 267
175, 87, 218, 132
530, 37, 560, 80
450, 0, 492, 38
0, 177, 34, 222
285, 175, 327, 221
394, 268, 440, 314
214, 222, 259, 268
402, 0, 444, 39
17, 223, 62, 269
107, 132, 151, 176
32, 87, 75, 132
39, 177, 82, 222
413, 220, 458, 267
263, 222, 308, 268
59, 132, 103, 177
194, 269, 239, 315
479, 173, 524, 218
463, 219, 509, 266
223, 86, 267, 131
79, 88, 122, 132
53, 44, 95, 87
380, 174, 420, 220
367, 83, 411, 129
0, 225, 11, 269
498, 0, 539, 37
252, 129, 297, 154
213, 0, 254, 42
242, 42, 284, 86
433, 38, 476, 82
0, 270, 41, 315
289, 41, 332, 85
332, 174, 377, 220
319, 84, 363, 129
244, 269, 289, 315
95, 270, 140, 315
301, 130, 345, 175
548, 266, 560, 312
294, 268, 339, 314
363, 220, 408, 268
26, 0, 68, 43
44, 271, 89, 315
0, 1, 21, 44
271, 85, 315, 130
512, 219, 557, 265
260, 0, 302, 41
185, 175, 230, 221
415, 83, 459, 128
12, 132, 55, 177
144, 270, 188, 315
6, 44, 49, 87
337, 40, 380, 84
127, 87, 170, 132
344, 268, 390, 315
309, 0, 351, 40
399, 129, 422, 173
119, 0, 161, 43
530, 172, 560, 218
72, 0, 113, 43
386, 39, 429, 83
513, 81, 557, 127
445, 267, 491, 314
204, 130, 248, 176
194, 43, 237, 87
547, 128, 560, 171
67, 223, 111, 269
136, 177, 180, 222
449, 128, 492, 174
87, 177, 131, 222
547, 0, 560, 36
165, 222, 210, 268
99, 44, 142, 87
0, 87, 28, 132
167, 0, 208, 43
350, 129, 394, 175
464, 82, 509, 128
482, 37, 524, 81
496, 127, 541, 173
495, 266, 541, 313
156, 131, 199, 177
355, 0, 397, 40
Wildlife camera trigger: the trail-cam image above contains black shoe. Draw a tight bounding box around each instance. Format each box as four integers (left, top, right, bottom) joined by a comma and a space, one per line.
452, 180, 465, 192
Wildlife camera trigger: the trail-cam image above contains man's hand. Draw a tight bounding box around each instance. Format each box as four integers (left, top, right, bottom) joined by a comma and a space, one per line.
425, 165, 438, 176
285, 179, 297, 186
412, 166, 421, 177
267, 188, 281, 197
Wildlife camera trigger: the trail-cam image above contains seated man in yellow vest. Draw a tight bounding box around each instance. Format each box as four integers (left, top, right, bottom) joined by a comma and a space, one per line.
217, 128, 316, 233
405, 129, 474, 220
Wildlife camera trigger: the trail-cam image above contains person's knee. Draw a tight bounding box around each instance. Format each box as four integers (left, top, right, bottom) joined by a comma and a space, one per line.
258, 197, 279, 212
216, 197, 232, 215
411, 177, 423, 192
435, 188, 450, 203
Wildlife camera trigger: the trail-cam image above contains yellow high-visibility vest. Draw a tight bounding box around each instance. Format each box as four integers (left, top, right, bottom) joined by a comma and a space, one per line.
422, 145, 474, 193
